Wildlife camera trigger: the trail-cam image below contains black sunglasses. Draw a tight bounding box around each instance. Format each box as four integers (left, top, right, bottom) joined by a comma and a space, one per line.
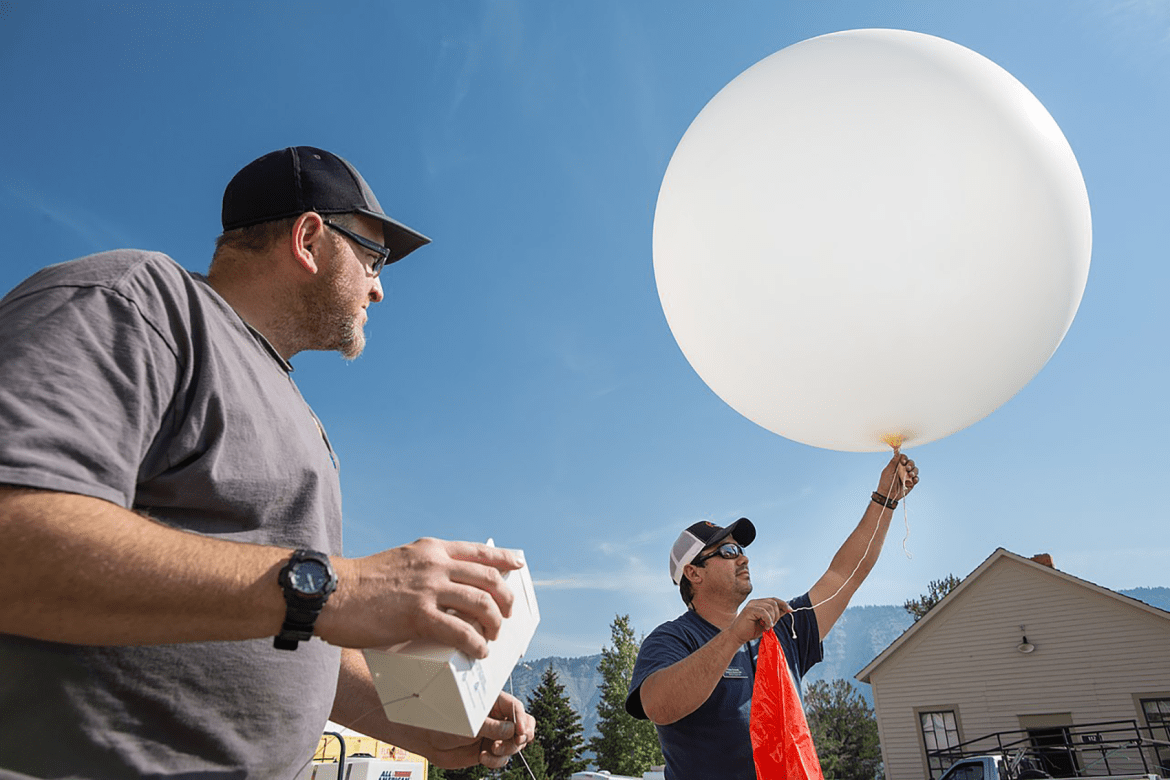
323, 219, 391, 278
692, 542, 745, 566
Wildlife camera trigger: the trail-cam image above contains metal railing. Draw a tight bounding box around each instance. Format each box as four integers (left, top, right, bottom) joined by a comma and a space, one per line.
926, 720, 1170, 779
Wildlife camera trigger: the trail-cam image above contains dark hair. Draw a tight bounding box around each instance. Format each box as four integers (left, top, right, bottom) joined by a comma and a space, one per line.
212, 212, 360, 259
679, 560, 706, 607
213, 216, 299, 257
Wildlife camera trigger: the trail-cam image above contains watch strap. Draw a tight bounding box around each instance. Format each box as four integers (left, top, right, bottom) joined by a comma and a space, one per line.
274, 549, 336, 651
274, 615, 319, 650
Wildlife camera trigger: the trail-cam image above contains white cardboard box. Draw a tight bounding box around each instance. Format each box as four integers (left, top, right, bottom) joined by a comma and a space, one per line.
363, 547, 539, 737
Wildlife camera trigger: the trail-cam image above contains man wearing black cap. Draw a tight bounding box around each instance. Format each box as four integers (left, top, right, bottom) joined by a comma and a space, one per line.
0, 147, 533, 778
625, 452, 919, 780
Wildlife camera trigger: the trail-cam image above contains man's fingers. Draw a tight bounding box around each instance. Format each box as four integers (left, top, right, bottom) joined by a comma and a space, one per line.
478, 748, 511, 770
425, 608, 491, 659
899, 458, 920, 489
439, 581, 509, 640
333, 539, 527, 652
881, 452, 920, 497
448, 558, 516, 619
743, 597, 790, 632
477, 693, 534, 765
488, 691, 524, 719
476, 717, 517, 743
445, 540, 524, 572
744, 599, 796, 641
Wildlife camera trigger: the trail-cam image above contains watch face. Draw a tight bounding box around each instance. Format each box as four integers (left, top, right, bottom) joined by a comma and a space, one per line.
290, 560, 330, 595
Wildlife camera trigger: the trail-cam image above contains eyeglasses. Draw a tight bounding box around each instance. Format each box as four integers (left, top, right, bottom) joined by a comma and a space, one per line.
323, 219, 391, 278
692, 542, 745, 566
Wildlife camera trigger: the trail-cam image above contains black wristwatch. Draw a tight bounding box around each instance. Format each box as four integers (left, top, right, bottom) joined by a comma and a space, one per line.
274, 549, 337, 651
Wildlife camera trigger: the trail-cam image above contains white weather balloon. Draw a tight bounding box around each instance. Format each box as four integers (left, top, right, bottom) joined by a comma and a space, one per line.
654, 29, 1091, 452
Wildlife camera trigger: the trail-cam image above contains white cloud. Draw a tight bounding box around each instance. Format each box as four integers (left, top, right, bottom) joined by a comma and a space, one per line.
8, 184, 135, 251
1086, 0, 1170, 64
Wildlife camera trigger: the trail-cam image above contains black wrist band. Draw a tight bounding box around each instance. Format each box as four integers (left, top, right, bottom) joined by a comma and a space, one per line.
871, 491, 898, 509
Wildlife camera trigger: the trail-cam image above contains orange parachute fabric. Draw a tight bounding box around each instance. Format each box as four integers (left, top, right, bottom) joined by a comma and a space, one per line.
750, 630, 824, 780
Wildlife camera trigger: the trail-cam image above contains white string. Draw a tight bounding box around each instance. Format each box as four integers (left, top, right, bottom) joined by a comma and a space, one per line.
509, 674, 539, 780
782, 455, 911, 638
901, 498, 913, 559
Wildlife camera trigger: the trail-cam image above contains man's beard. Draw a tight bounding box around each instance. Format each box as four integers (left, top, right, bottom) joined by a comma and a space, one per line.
333, 312, 365, 360
299, 262, 366, 359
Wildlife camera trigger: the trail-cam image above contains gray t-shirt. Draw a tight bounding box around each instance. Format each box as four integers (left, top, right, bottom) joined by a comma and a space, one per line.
0, 250, 344, 779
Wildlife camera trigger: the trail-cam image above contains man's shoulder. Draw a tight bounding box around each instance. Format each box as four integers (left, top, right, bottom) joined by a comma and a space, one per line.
0, 250, 233, 360
787, 592, 813, 610
651, 610, 700, 632
4, 249, 193, 303
646, 609, 717, 646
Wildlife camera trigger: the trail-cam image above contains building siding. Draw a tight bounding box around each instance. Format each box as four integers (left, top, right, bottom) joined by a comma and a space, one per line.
864, 554, 1170, 780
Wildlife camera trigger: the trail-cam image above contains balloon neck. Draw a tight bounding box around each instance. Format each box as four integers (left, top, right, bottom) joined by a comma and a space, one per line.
881, 433, 906, 451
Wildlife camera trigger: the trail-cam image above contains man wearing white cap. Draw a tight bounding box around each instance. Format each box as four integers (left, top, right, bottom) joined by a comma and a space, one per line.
625, 452, 919, 780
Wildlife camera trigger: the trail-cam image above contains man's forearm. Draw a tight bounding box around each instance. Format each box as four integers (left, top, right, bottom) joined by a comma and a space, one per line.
815, 454, 915, 615
0, 486, 289, 645
2, 486, 527, 663
810, 493, 897, 637
827, 499, 892, 584
638, 629, 744, 725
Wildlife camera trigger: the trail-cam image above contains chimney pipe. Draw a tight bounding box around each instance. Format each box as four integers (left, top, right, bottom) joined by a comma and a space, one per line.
1030, 553, 1054, 568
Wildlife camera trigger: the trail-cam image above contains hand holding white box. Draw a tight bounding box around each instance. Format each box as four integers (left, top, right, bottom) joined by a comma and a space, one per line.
363, 546, 540, 737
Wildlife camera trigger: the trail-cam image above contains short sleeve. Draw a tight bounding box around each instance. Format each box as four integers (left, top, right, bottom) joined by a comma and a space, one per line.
626, 622, 700, 719
0, 279, 178, 507
779, 593, 824, 676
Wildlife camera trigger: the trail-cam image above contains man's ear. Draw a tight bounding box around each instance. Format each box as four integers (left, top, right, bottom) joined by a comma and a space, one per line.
684, 564, 702, 586
291, 212, 327, 274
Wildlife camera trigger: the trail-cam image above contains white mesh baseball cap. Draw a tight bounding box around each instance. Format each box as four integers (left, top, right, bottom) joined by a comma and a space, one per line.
669, 518, 756, 585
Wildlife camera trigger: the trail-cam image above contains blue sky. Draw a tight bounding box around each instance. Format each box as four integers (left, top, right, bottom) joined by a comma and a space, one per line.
2, 1, 1167, 661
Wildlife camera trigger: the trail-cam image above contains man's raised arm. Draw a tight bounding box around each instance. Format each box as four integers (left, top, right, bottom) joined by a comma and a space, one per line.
808, 452, 919, 638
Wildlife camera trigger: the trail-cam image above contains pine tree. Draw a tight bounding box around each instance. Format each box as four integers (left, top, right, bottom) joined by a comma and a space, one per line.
429, 764, 489, 780
587, 614, 664, 776
805, 678, 882, 780
903, 574, 961, 622
496, 739, 548, 780
526, 664, 587, 780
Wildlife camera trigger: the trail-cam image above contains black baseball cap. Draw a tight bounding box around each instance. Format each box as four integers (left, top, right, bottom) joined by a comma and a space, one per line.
669, 518, 756, 585
221, 146, 431, 265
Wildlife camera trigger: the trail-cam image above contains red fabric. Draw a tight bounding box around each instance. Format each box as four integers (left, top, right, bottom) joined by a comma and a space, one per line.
750, 630, 825, 780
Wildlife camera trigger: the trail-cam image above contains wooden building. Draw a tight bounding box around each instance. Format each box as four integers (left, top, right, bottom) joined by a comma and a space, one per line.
856, 549, 1170, 780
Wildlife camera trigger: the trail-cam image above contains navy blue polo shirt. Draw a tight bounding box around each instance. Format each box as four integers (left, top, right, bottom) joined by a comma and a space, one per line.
625, 594, 823, 780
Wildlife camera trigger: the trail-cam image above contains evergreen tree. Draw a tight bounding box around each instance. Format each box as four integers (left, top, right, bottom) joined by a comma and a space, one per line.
805, 678, 882, 780
587, 614, 664, 776
431, 744, 548, 780
429, 764, 489, 780
526, 664, 587, 780
496, 739, 548, 780
903, 574, 961, 622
